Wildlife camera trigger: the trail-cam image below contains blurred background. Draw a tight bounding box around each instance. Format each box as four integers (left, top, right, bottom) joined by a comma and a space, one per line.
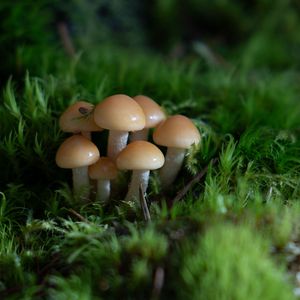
1, 0, 300, 83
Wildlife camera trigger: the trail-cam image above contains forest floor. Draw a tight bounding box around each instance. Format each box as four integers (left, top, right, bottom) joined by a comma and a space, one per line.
1, 46, 300, 299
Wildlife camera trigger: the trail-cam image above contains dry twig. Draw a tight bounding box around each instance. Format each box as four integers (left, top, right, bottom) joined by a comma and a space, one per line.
68, 208, 90, 223
57, 22, 76, 57
172, 158, 218, 203
151, 267, 165, 299
139, 185, 151, 222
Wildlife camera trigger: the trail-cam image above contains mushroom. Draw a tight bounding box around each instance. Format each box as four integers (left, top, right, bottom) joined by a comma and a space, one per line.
130, 95, 166, 141
94, 94, 145, 160
88, 157, 117, 203
59, 101, 103, 140
56, 134, 100, 199
116, 141, 165, 202
153, 115, 201, 188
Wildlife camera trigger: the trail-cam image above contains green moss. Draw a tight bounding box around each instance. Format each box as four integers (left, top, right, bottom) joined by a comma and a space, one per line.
0, 54, 299, 297
1, 2, 300, 297
180, 224, 294, 300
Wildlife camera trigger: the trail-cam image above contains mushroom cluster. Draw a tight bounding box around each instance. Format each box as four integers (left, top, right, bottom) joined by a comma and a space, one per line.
56, 94, 201, 202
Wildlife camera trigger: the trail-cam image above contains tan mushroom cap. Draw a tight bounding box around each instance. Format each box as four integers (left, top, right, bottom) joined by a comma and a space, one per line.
59, 101, 102, 133
133, 95, 166, 128
88, 157, 118, 180
116, 141, 165, 170
153, 115, 201, 149
94, 94, 146, 131
56, 135, 100, 169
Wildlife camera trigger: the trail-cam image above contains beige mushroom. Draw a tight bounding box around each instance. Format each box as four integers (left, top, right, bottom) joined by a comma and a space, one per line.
153, 115, 201, 188
59, 101, 103, 139
94, 94, 145, 160
56, 135, 100, 199
116, 141, 165, 202
131, 95, 166, 141
88, 157, 118, 202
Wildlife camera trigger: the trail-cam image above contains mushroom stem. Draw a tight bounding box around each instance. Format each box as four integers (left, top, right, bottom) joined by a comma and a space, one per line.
96, 179, 110, 202
72, 166, 90, 200
159, 147, 186, 188
81, 131, 91, 140
130, 128, 149, 142
107, 130, 129, 160
125, 170, 150, 202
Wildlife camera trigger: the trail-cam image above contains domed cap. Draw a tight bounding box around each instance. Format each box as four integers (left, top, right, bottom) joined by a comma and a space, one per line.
59, 101, 102, 133
133, 95, 166, 128
88, 157, 117, 180
153, 115, 201, 149
116, 141, 164, 170
94, 94, 145, 131
56, 135, 100, 169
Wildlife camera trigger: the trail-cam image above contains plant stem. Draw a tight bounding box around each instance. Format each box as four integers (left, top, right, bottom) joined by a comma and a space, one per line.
159, 147, 186, 189
72, 166, 90, 200
57, 22, 75, 57
107, 130, 128, 160
125, 170, 150, 202
96, 179, 110, 202
130, 128, 149, 142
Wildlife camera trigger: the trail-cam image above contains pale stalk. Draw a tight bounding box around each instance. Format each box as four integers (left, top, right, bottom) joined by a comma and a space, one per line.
72, 166, 90, 200
125, 170, 150, 202
96, 179, 110, 202
130, 128, 149, 142
159, 147, 186, 189
107, 130, 128, 160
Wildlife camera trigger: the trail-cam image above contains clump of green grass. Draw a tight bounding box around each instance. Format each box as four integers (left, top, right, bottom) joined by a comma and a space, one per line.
48, 273, 95, 300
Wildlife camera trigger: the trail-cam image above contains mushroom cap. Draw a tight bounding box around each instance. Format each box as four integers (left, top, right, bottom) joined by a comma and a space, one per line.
94, 94, 146, 131
133, 95, 166, 128
56, 135, 100, 169
153, 115, 201, 149
116, 141, 165, 170
88, 157, 118, 180
59, 101, 102, 133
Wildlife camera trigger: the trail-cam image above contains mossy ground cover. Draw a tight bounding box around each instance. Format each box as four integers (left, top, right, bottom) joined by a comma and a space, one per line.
1, 1, 300, 299
0, 47, 300, 299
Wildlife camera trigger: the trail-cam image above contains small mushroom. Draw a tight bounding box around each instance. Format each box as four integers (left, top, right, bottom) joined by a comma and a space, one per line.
94, 94, 146, 160
116, 141, 165, 202
59, 101, 103, 139
131, 95, 166, 141
56, 135, 100, 199
153, 115, 201, 188
88, 157, 118, 203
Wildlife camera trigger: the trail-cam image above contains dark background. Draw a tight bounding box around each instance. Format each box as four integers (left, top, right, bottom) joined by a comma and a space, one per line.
1, 0, 300, 83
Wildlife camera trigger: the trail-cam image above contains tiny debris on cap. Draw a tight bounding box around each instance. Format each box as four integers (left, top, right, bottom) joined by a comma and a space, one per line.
59, 101, 102, 133
78, 106, 90, 115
